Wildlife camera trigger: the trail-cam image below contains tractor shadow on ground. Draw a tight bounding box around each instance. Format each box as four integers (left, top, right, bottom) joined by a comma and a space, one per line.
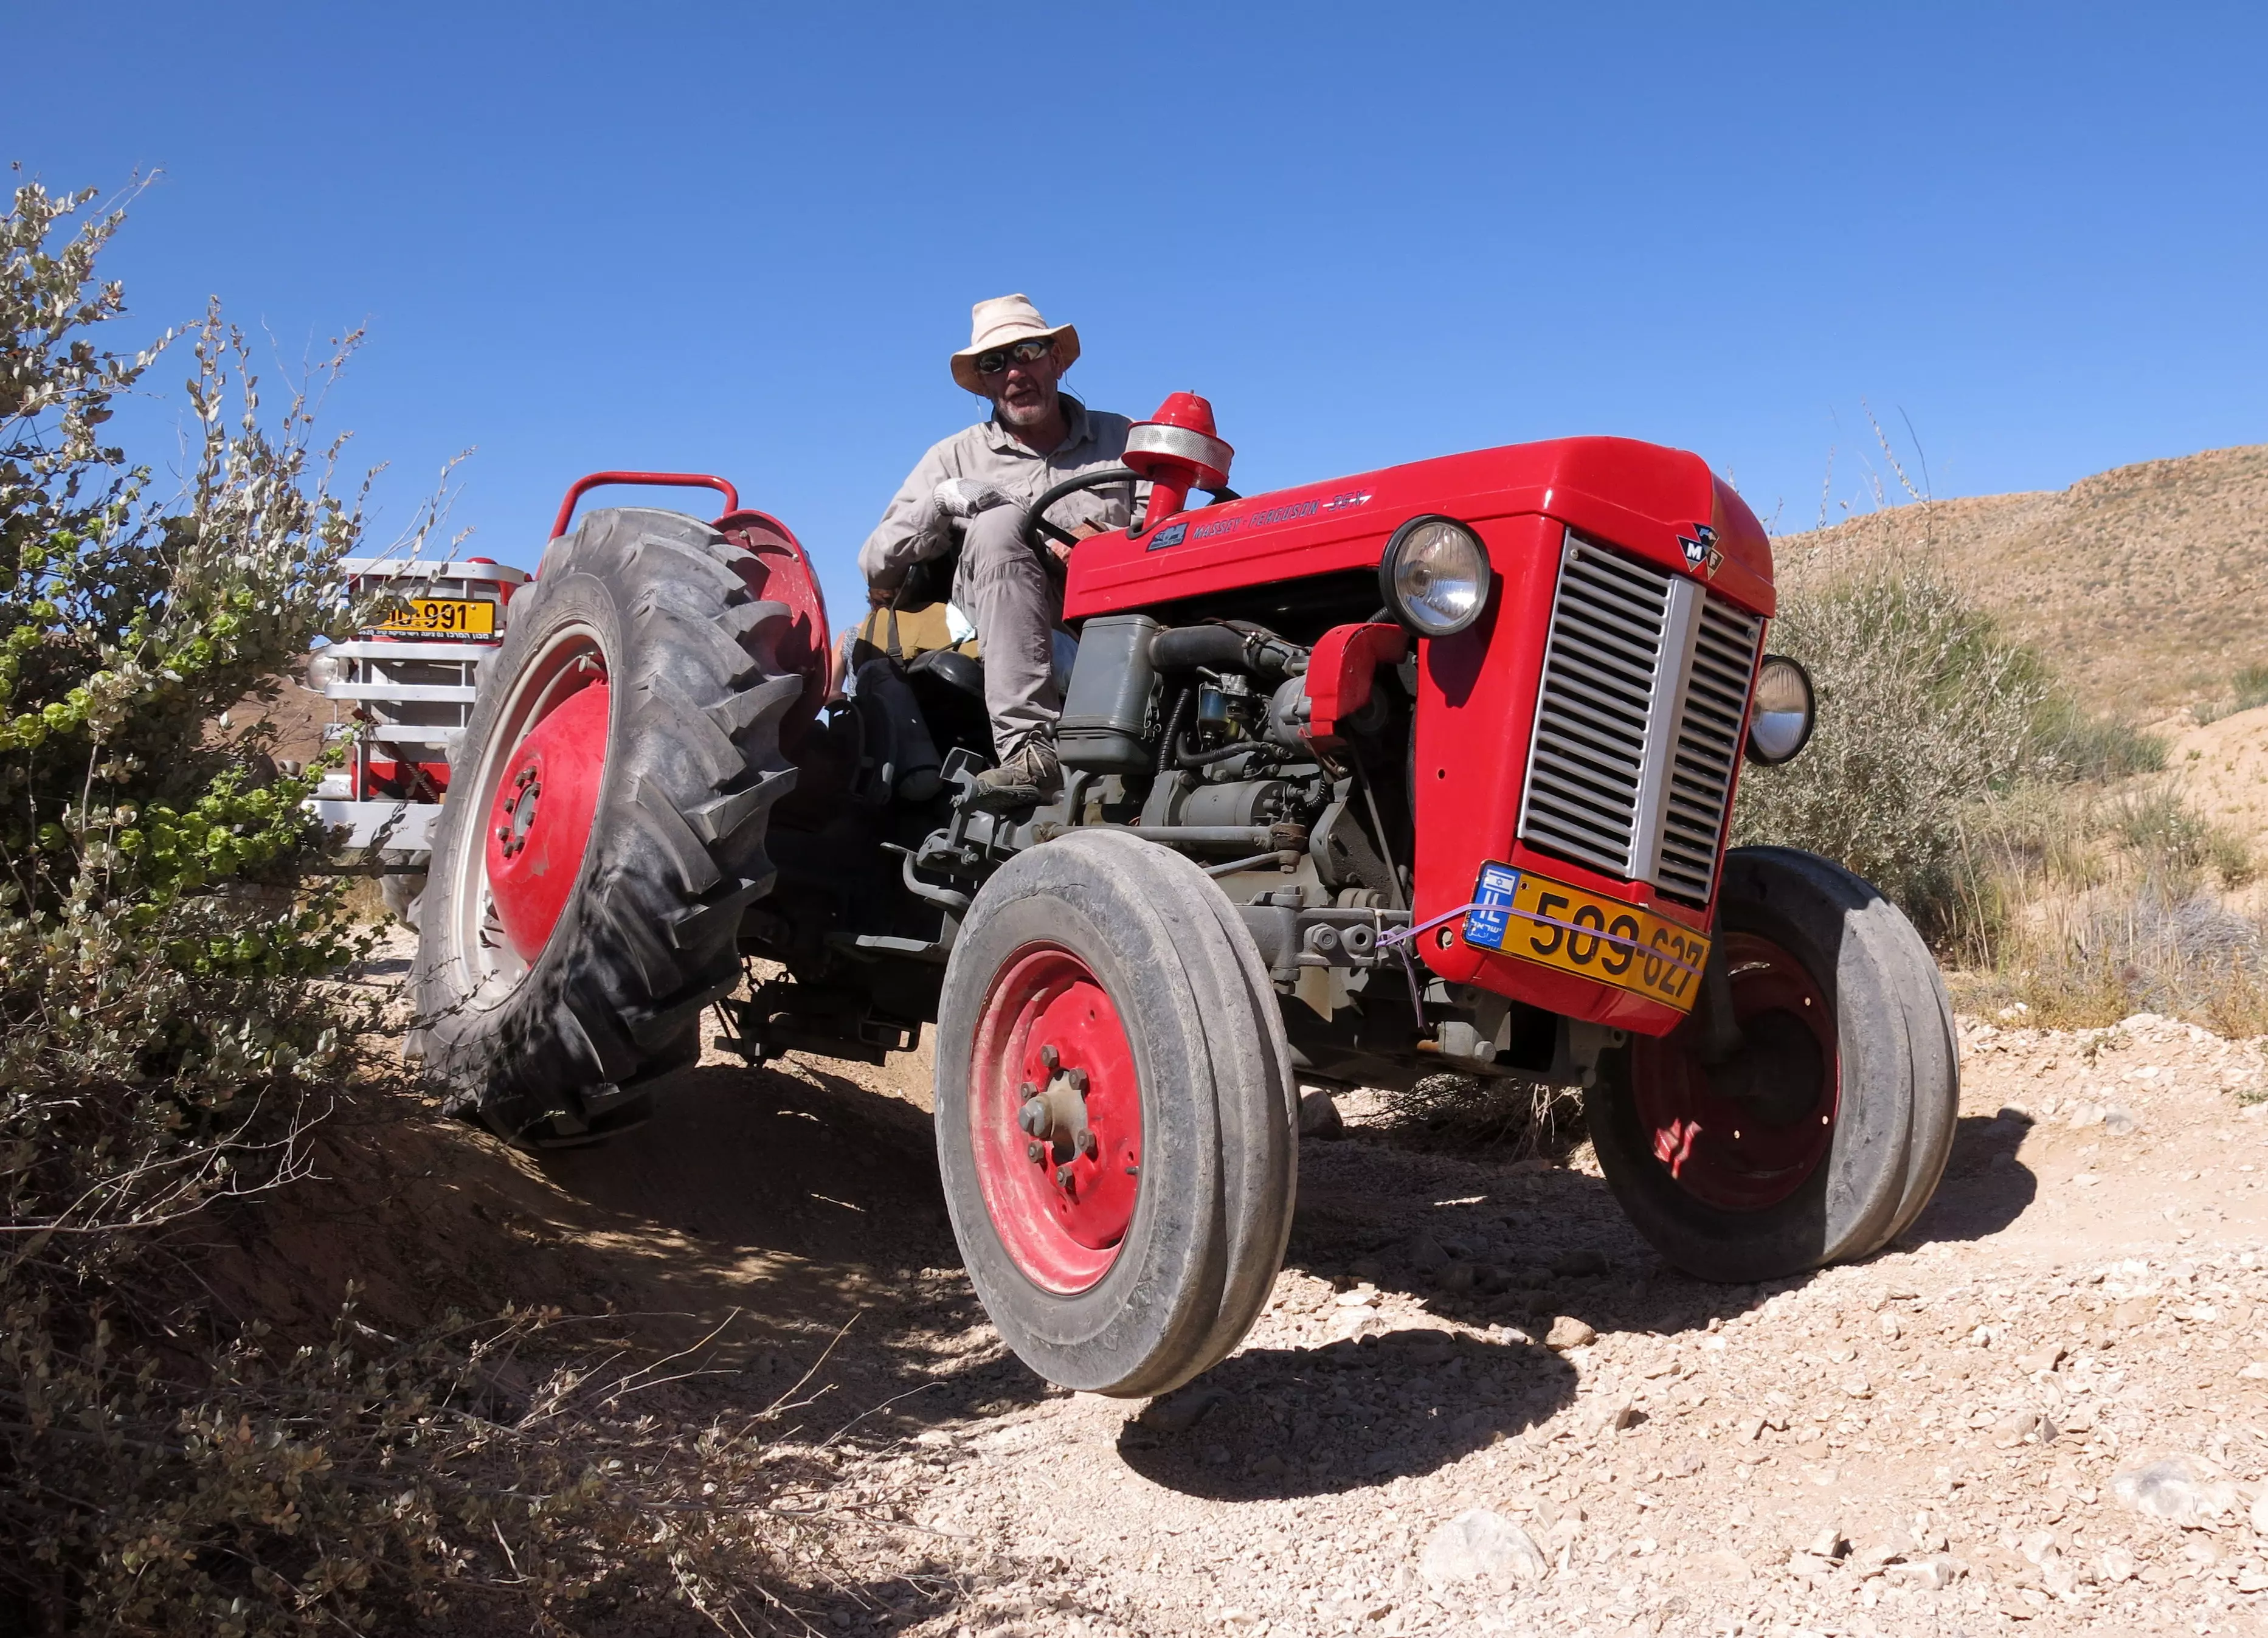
1119, 1107, 2042, 1504
1899, 1110, 2038, 1248
1116, 1326, 1577, 1501
528, 1057, 1051, 1426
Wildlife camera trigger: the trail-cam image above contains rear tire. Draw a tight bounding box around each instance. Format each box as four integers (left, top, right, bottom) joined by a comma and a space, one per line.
1585, 846, 1955, 1283
935, 830, 1296, 1397
410, 508, 799, 1142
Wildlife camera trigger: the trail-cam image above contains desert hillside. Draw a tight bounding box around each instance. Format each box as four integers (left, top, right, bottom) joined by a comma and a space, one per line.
1771, 443, 2268, 717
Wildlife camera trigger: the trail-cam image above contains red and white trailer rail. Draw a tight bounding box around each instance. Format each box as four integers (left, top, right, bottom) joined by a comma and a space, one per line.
307, 556, 528, 916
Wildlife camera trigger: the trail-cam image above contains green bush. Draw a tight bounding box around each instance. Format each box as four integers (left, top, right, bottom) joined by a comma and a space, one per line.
0, 175, 854, 1638
1730, 567, 2049, 936
2238, 666, 2268, 715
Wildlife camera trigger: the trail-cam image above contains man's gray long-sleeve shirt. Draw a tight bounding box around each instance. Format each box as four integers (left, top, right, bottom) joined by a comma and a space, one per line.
857, 395, 1139, 592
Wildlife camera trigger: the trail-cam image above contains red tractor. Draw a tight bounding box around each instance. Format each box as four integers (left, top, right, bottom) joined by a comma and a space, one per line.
409, 398, 1956, 1400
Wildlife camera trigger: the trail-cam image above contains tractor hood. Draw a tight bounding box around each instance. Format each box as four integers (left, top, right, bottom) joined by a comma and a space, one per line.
1063, 435, 1773, 623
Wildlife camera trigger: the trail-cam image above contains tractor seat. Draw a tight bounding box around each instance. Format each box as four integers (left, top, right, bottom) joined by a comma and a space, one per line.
906, 646, 984, 700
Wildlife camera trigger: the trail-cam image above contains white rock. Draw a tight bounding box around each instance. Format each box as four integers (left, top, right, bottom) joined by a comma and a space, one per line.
2112, 1455, 2243, 1522
1417, 1509, 1548, 1588
1884, 1554, 1962, 1591
2040, 1547, 2080, 1599
2100, 1544, 2137, 1583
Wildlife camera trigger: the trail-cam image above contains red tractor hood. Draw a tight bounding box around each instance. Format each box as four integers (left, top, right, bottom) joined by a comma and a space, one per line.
1064, 435, 1773, 622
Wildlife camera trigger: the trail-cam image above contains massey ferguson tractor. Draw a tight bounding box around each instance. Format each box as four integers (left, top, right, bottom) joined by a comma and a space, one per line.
407, 396, 1957, 1400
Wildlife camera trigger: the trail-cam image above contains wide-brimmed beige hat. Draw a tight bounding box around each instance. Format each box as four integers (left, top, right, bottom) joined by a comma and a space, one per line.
950, 294, 1079, 393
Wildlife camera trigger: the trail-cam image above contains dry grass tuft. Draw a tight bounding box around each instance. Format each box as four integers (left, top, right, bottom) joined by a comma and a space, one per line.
1386, 1073, 1586, 1158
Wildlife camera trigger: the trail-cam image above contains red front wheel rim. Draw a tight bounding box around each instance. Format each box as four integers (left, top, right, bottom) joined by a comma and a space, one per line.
1630, 930, 1839, 1212
967, 944, 1142, 1295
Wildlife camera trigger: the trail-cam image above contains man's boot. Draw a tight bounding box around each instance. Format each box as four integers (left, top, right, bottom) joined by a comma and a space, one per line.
966, 738, 1061, 810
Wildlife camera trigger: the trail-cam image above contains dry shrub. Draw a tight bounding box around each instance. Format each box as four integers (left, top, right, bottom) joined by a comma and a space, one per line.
2191, 663, 2268, 726
1, 178, 880, 1634
1731, 566, 2055, 938
1732, 558, 2268, 1034
1953, 888, 2268, 1037
4, 1288, 890, 1635
1388, 1072, 1585, 1158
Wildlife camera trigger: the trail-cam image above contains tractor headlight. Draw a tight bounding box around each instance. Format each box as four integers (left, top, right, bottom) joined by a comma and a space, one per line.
1379, 516, 1490, 638
1744, 654, 1816, 765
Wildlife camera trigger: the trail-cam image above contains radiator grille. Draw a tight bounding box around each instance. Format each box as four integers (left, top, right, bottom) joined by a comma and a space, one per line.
1518, 540, 1679, 879
1517, 532, 1763, 905
1656, 597, 1763, 902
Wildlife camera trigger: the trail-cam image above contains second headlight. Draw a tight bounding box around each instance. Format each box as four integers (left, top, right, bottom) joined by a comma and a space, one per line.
1379, 516, 1490, 638
1744, 654, 1816, 766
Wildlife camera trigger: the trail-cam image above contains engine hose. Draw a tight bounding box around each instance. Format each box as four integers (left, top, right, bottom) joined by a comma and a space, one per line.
1175, 734, 1282, 770
1149, 623, 1305, 679
1155, 686, 1194, 779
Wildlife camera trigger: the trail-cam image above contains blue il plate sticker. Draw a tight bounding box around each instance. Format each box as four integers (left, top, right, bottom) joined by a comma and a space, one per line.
1463, 863, 1522, 951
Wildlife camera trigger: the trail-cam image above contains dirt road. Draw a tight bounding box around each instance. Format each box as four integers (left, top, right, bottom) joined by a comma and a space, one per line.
300, 955, 2268, 1636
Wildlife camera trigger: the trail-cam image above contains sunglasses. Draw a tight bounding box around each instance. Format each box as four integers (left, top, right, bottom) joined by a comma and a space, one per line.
974, 337, 1054, 375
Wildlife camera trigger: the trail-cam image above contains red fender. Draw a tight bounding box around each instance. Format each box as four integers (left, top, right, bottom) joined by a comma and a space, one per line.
716, 509, 830, 744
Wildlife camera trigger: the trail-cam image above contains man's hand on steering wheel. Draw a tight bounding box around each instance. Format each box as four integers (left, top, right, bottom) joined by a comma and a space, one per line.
1048, 519, 1112, 565
1020, 465, 1143, 575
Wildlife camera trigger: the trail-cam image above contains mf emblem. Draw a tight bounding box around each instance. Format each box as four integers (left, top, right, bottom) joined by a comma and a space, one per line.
1678, 523, 1724, 579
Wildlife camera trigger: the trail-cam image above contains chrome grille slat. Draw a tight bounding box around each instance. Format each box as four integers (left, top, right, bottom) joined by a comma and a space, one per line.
1518, 531, 1764, 905
1656, 596, 1765, 902
1518, 536, 1675, 880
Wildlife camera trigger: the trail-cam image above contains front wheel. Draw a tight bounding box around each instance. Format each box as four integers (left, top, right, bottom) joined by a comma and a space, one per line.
1585, 846, 1957, 1283
935, 830, 1297, 1398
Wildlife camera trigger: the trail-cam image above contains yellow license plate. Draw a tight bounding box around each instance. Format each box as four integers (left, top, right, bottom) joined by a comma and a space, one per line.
1461, 862, 1711, 1011
380, 596, 494, 635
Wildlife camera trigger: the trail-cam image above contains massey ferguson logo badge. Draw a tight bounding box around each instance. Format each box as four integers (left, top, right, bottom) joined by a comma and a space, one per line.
1678, 524, 1724, 579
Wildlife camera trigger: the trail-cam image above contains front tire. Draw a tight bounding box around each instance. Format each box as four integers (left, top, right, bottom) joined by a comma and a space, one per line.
1585, 846, 1956, 1283
935, 831, 1296, 1398
410, 508, 799, 1142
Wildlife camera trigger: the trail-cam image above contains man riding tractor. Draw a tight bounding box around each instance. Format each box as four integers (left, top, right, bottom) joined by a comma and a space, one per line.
856, 294, 1135, 809
413, 309, 1959, 1401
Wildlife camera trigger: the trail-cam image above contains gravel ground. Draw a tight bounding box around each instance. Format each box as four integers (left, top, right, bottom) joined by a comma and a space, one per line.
336, 935, 2268, 1635
821, 1011, 2268, 1637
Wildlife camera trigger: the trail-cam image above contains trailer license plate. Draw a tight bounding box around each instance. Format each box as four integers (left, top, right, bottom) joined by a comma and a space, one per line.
1461, 863, 1710, 1011
380, 596, 495, 635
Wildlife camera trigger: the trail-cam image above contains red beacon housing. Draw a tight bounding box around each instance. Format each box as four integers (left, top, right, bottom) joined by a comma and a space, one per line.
1122, 392, 1235, 528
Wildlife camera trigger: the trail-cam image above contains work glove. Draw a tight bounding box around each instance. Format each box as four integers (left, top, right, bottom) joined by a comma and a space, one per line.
932, 477, 1011, 521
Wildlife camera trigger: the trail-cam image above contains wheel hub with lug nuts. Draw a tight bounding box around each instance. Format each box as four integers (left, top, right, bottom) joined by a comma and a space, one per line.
968, 945, 1144, 1293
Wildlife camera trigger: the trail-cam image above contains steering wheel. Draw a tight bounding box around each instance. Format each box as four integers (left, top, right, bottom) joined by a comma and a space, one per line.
1018, 467, 1141, 571
1017, 466, 1242, 573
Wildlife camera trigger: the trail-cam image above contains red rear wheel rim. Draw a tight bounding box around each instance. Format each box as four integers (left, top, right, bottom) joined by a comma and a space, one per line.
484, 674, 609, 961
445, 625, 610, 999
1630, 930, 1839, 1212
967, 944, 1141, 1294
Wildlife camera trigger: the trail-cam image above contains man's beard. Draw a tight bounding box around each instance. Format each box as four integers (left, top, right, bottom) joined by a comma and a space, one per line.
995, 387, 1056, 429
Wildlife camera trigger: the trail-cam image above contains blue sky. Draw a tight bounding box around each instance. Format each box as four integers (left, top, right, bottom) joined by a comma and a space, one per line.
9, 3, 2264, 622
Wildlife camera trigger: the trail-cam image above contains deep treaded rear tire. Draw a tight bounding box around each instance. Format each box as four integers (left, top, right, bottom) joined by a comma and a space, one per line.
411, 507, 797, 1141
